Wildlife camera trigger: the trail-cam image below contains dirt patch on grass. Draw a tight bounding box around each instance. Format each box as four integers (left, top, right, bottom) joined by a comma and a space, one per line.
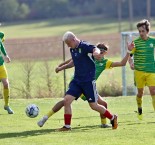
4, 33, 121, 60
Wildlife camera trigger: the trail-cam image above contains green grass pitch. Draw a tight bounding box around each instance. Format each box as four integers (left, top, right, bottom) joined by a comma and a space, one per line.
0, 96, 155, 145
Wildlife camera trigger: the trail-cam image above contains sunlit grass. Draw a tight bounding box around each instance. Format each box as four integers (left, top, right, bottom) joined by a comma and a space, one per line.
0, 96, 154, 145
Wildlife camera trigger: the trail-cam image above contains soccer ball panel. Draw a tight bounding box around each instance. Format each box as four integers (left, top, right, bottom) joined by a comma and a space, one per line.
25, 104, 39, 118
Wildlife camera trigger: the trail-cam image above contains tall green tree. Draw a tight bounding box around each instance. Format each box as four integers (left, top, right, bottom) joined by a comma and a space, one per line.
0, 0, 30, 21
31, 0, 69, 19
0, 0, 19, 21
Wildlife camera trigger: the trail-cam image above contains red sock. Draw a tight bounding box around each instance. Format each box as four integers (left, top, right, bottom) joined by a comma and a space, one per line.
103, 110, 113, 120
64, 114, 72, 125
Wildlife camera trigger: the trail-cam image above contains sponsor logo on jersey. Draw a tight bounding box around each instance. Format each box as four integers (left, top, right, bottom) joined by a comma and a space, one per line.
150, 43, 154, 48
99, 63, 103, 66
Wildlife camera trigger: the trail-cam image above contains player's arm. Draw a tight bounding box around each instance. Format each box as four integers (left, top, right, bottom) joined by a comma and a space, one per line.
128, 42, 135, 70
128, 54, 134, 70
0, 32, 4, 42
55, 59, 74, 73
111, 53, 130, 67
93, 47, 102, 60
1, 43, 11, 63
58, 58, 72, 67
111, 42, 135, 67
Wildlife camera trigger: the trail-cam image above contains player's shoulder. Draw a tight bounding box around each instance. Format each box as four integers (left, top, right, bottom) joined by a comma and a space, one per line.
80, 40, 95, 48
148, 36, 155, 41
0, 32, 4, 40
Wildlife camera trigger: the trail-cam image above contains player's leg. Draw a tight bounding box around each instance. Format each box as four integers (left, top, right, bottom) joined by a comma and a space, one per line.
84, 81, 118, 129
147, 73, 155, 111
57, 79, 81, 131
136, 88, 144, 120
149, 86, 155, 111
134, 70, 145, 120
80, 94, 110, 127
1, 78, 14, 114
89, 102, 117, 129
97, 95, 111, 128
37, 99, 64, 127
57, 94, 75, 131
0, 65, 13, 114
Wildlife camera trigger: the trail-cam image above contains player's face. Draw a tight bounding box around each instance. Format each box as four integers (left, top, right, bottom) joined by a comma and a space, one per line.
65, 39, 77, 48
100, 50, 107, 57
138, 26, 148, 40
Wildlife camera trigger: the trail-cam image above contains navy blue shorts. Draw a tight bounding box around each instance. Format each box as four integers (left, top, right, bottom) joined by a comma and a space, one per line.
66, 79, 98, 103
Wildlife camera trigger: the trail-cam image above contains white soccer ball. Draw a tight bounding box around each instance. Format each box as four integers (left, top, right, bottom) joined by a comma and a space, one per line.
25, 104, 39, 118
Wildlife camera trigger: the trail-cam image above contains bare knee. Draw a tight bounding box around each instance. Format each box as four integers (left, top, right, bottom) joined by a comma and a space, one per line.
137, 89, 144, 97
98, 100, 107, 108
149, 86, 155, 96
89, 103, 98, 111
64, 95, 74, 106
2, 81, 9, 89
98, 96, 107, 108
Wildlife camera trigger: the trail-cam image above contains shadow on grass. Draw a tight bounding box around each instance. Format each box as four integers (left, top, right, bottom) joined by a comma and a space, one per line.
119, 120, 155, 126
54, 115, 98, 121
0, 129, 55, 139
0, 125, 103, 138
73, 125, 100, 131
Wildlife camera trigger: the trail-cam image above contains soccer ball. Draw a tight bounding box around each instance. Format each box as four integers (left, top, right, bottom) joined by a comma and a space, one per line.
25, 104, 39, 118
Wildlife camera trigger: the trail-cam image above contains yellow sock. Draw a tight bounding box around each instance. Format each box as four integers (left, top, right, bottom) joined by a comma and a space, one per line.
46, 110, 55, 118
151, 95, 155, 111
3, 88, 10, 106
101, 118, 107, 125
136, 96, 142, 108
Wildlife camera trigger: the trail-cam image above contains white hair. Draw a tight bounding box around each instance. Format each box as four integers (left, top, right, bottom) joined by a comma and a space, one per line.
62, 31, 76, 41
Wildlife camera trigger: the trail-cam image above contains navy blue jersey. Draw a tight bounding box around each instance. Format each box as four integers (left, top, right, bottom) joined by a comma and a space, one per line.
70, 41, 96, 82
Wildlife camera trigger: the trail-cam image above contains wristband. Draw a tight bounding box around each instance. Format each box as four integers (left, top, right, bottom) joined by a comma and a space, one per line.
127, 50, 132, 54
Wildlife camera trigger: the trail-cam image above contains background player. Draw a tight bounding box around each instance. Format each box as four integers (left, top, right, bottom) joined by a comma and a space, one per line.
128, 19, 155, 120
0, 32, 14, 114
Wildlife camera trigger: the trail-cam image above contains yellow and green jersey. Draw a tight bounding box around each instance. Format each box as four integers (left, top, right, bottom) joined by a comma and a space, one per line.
132, 36, 155, 73
0, 32, 7, 66
95, 58, 113, 79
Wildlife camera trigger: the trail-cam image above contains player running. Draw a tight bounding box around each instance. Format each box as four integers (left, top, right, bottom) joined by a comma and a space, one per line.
37, 40, 134, 129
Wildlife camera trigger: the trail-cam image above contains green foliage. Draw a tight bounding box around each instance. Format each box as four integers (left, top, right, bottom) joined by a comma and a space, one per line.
16, 3, 30, 19
0, 0, 30, 21
0, 96, 154, 145
32, 0, 69, 18
100, 80, 122, 96
6, 60, 65, 99
0, 0, 19, 21
1, 0, 154, 21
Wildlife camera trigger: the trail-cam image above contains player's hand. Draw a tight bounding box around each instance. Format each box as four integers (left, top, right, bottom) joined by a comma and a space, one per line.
55, 66, 63, 73
127, 41, 135, 51
55, 67, 60, 73
4, 55, 11, 63
130, 63, 134, 70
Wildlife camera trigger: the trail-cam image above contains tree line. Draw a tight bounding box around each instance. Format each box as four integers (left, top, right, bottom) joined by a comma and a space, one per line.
0, 0, 154, 22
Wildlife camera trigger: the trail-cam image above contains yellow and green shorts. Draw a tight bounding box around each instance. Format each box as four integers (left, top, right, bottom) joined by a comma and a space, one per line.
0, 65, 8, 79
134, 70, 155, 88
